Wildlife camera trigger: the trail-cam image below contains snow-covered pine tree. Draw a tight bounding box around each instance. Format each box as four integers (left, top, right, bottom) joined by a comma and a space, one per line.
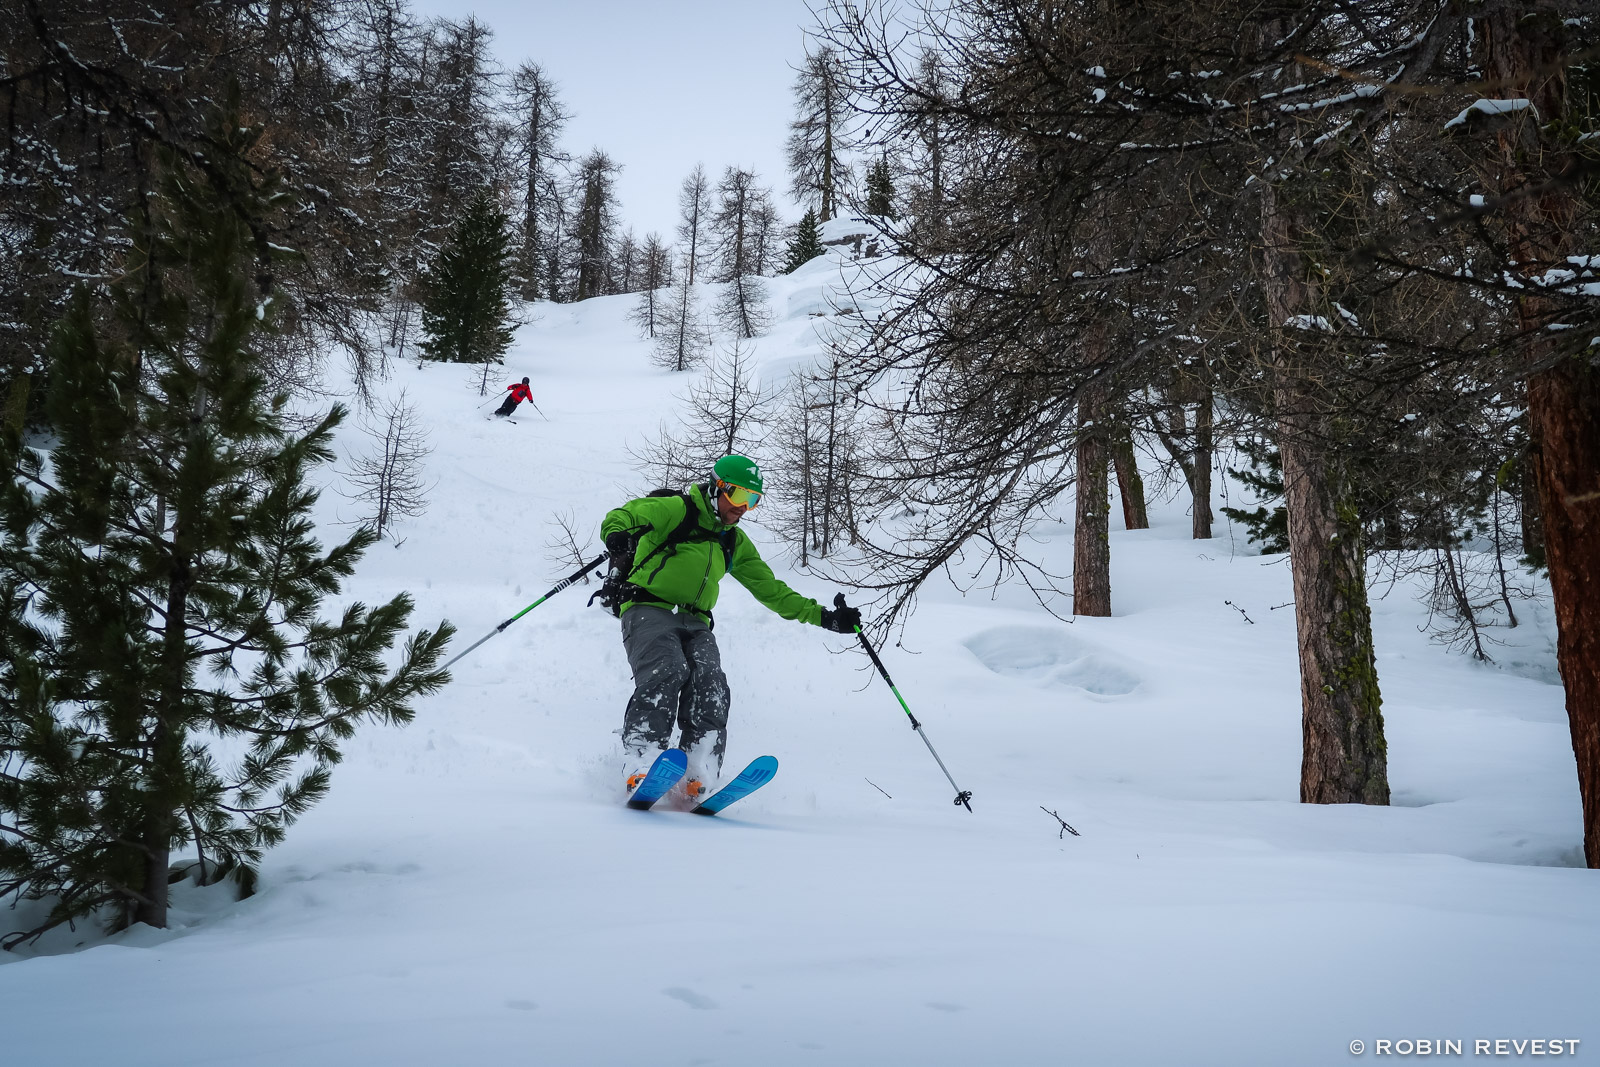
787, 46, 850, 222
0, 122, 453, 945
415, 17, 503, 267
419, 188, 515, 391
507, 62, 571, 302
570, 149, 622, 301
3, 0, 427, 433
676, 164, 713, 286
710, 166, 775, 339
784, 208, 826, 273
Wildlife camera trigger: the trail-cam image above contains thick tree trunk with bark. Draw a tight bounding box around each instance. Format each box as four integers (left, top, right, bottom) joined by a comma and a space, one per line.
1113, 429, 1149, 530
1154, 375, 1213, 539
1483, 4, 1600, 866
1074, 375, 1112, 617
1259, 182, 1389, 805
137, 554, 192, 930
1528, 360, 1600, 866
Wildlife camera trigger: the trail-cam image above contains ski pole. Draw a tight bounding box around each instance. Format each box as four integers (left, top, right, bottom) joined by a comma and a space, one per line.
836, 594, 973, 812
442, 553, 608, 673
526, 398, 549, 421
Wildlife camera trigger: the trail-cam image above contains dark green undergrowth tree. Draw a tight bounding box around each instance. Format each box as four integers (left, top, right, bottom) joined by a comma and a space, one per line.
1220, 436, 1288, 554
864, 157, 895, 218
420, 188, 515, 392
784, 208, 826, 274
0, 113, 453, 948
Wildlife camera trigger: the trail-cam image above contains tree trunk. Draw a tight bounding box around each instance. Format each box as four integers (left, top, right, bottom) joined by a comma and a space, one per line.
137, 553, 191, 930
1528, 361, 1600, 866
1112, 428, 1149, 530
1074, 373, 1112, 617
1192, 381, 1214, 539
1259, 181, 1389, 805
1483, 3, 1599, 867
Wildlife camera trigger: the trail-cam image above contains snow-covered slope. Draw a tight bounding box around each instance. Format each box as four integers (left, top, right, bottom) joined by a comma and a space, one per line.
2, 249, 1592, 1066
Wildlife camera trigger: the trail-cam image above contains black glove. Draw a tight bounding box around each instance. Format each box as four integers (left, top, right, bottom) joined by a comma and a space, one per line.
590, 532, 636, 618
604, 531, 634, 576
819, 595, 862, 634
589, 569, 627, 616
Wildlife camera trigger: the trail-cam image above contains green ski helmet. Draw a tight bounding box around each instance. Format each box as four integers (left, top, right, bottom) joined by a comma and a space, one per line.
712, 454, 764, 509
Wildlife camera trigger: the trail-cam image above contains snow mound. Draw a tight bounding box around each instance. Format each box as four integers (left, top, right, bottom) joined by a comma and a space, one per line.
963, 625, 1141, 697
785, 284, 833, 319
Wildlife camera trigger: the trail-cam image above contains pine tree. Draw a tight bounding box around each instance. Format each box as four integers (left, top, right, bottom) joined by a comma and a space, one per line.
627, 232, 673, 338
748, 196, 783, 277
570, 149, 622, 301
1220, 437, 1289, 553
507, 62, 571, 302
652, 257, 711, 372
416, 18, 503, 264
676, 165, 712, 285
419, 188, 515, 391
865, 157, 896, 218
766, 355, 873, 565
784, 208, 826, 273
0, 123, 453, 946
346, 389, 434, 542
787, 46, 850, 222
709, 167, 775, 339
613, 229, 639, 294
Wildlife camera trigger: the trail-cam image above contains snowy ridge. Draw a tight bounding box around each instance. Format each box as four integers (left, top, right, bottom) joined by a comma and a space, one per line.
1, 243, 1592, 1066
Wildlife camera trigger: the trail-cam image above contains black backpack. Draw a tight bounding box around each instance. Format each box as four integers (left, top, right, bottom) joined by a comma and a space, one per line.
630, 488, 738, 582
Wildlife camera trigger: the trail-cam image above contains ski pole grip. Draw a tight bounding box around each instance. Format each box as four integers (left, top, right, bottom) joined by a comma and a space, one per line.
833, 592, 849, 610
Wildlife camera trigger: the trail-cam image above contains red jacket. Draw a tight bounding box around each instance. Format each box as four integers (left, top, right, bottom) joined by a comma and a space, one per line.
506, 382, 533, 403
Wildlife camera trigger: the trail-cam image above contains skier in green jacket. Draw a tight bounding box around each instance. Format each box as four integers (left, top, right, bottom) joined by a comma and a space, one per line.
597, 454, 860, 800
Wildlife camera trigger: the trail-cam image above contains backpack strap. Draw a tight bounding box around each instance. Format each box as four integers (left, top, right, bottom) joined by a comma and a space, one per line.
626, 488, 737, 587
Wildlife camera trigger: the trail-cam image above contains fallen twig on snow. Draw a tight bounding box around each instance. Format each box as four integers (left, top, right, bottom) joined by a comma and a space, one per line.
1040, 807, 1081, 839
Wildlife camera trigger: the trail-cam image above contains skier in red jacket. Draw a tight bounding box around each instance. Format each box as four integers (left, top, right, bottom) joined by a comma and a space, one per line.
495, 377, 533, 417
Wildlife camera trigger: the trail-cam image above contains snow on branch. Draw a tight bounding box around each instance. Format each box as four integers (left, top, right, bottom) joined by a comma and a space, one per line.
1444, 98, 1533, 129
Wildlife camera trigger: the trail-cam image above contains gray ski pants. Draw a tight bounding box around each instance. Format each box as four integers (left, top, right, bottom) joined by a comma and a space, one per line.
619, 605, 730, 773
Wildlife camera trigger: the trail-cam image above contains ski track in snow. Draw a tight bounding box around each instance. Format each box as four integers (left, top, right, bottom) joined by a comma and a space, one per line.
2, 238, 1593, 1065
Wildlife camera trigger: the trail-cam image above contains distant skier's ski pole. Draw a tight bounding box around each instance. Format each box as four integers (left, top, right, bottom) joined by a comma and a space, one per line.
441, 554, 608, 673
526, 398, 549, 421
836, 594, 973, 812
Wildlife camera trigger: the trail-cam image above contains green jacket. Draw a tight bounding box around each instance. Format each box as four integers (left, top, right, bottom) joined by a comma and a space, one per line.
601, 483, 823, 625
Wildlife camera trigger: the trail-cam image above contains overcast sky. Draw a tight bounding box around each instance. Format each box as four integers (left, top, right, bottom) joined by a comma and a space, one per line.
405, 0, 823, 240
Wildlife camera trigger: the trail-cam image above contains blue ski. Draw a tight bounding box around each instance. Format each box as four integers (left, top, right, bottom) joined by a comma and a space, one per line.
625, 748, 687, 810
691, 755, 779, 816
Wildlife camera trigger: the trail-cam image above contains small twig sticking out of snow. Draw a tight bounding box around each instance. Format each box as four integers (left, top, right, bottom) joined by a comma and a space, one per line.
1225, 600, 1256, 624
1269, 601, 1294, 611
865, 778, 893, 799
1040, 807, 1080, 838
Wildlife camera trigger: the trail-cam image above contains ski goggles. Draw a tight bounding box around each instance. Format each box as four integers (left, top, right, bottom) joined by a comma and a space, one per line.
717, 479, 762, 510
